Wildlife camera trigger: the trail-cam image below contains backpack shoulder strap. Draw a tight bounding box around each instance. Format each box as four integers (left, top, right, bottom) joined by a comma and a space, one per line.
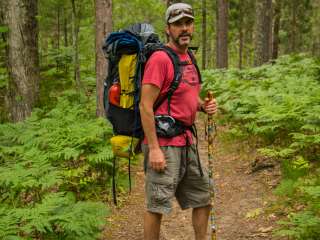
187, 49, 202, 83
153, 46, 182, 112
162, 46, 183, 95
153, 47, 202, 112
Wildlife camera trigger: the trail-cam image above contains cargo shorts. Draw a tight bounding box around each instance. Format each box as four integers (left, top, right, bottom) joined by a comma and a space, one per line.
142, 144, 211, 214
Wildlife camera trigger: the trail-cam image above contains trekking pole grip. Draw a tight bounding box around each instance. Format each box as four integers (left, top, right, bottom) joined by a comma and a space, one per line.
207, 91, 214, 100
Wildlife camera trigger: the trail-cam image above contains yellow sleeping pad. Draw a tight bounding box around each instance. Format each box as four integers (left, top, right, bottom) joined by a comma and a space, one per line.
110, 135, 139, 158
118, 54, 137, 109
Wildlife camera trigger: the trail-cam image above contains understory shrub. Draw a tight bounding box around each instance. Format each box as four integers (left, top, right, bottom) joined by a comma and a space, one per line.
202, 54, 320, 239
0, 91, 115, 239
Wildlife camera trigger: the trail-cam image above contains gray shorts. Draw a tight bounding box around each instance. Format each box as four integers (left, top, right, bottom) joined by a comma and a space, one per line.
142, 144, 211, 214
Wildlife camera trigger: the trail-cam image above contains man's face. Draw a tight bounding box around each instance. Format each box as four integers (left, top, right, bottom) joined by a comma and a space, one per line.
166, 17, 194, 48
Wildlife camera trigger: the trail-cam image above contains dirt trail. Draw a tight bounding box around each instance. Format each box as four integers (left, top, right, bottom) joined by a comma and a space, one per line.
103, 117, 282, 240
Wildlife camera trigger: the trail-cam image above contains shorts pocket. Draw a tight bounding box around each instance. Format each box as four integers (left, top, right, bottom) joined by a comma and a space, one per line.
146, 176, 174, 206
151, 182, 173, 205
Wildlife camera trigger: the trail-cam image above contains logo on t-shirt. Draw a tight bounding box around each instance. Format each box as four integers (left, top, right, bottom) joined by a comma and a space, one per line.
181, 65, 198, 86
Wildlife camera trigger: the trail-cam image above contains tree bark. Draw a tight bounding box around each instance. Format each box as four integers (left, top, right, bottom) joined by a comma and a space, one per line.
95, 0, 112, 117
71, 0, 82, 91
63, 6, 69, 73
6, 0, 40, 122
57, 5, 61, 51
272, 0, 281, 59
0, 0, 8, 121
311, 0, 320, 56
242, 0, 255, 66
63, 6, 68, 48
202, 0, 207, 70
254, 0, 272, 66
216, 0, 228, 69
0, 0, 8, 64
289, 0, 298, 53
238, 1, 244, 69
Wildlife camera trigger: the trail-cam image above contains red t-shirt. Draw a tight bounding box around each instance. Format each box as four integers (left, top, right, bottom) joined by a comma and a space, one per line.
142, 47, 201, 146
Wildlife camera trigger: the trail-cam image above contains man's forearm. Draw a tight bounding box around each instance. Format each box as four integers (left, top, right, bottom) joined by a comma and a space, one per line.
139, 104, 160, 150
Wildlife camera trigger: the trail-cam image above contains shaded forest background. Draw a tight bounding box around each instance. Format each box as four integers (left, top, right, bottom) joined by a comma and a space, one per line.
0, 1, 319, 240
1, 0, 320, 122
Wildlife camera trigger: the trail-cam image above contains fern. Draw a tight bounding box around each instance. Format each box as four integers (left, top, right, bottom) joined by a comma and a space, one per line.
0, 206, 21, 239
276, 212, 320, 240
0, 92, 115, 239
202, 55, 320, 240
0, 192, 108, 239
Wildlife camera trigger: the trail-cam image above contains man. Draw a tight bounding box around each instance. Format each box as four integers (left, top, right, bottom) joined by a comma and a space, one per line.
139, 3, 217, 240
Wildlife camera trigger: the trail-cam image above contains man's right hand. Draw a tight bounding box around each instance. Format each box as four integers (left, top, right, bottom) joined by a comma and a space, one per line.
149, 148, 167, 172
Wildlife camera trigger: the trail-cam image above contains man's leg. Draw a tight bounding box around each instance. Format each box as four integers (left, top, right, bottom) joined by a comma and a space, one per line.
144, 211, 162, 240
192, 205, 211, 240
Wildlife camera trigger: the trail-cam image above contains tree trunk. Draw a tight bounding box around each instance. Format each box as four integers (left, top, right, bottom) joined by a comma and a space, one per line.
216, 0, 228, 69
268, 2, 273, 59
0, 0, 8, 64
202, 0, 207, 70
242, 0, 255, 66
95, 0, 112, 117
0, 0, 8, 121
71, 0, 82, 91
311, 0, 320, 56
56, 5, 61, 71
57, 5, 61, 51
238, 1, 244, 69
6, 0, 40, 122
63, 6, 69, 73
290, 0, 297, 53
254, 0, 272, 66
272, 0, 281, 59
64, 6, 68, 48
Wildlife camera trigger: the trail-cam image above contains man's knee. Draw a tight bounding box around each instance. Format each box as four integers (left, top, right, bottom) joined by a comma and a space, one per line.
144, 211, 162, 240
193, 205, 211, 217
145, 211, 162, 220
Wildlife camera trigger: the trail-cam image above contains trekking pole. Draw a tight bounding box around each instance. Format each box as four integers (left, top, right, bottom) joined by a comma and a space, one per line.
207, 91, 217, 240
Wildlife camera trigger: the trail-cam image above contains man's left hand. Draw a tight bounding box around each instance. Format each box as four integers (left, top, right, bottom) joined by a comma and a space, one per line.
204, 98, 218, 115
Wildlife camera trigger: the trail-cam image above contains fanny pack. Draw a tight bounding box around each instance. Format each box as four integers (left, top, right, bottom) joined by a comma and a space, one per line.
155, 115, 189, 138
154, 115, 204, 177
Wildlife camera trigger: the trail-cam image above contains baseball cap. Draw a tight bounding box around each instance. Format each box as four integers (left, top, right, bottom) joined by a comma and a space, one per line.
165, 3, 194, 24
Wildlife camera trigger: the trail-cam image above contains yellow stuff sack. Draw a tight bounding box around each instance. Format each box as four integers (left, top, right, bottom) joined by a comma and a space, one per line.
110, 135, 139, 158
118, 54, 137, 109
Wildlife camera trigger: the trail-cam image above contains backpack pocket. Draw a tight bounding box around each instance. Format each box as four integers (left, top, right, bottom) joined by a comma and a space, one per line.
107, 103, 142, 137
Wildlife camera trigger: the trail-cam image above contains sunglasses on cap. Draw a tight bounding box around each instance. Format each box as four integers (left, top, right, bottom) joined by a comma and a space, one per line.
169, 8, 194, 18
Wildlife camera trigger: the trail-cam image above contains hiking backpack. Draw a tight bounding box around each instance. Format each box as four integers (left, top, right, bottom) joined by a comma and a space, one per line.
103, 23, 201, 146
102, 23, 201, 204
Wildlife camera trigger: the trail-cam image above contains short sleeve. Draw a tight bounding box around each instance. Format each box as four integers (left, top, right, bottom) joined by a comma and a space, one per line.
142, 51, 173, 90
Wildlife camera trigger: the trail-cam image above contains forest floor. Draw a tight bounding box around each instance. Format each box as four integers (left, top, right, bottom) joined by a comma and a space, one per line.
102, 116, 285, 240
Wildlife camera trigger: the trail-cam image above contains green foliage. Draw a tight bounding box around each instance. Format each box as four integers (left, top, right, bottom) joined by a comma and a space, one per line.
203, 54, 320, 152
0, 192, 109, 239
202, 55, 320, 239
113, 0, 166, 37
0, 26, 9, 33
0, 92, 114, 239
275, 169, 320, 239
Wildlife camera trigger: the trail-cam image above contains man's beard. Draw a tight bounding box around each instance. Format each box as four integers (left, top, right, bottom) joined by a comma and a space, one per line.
173, 33, 193, 47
